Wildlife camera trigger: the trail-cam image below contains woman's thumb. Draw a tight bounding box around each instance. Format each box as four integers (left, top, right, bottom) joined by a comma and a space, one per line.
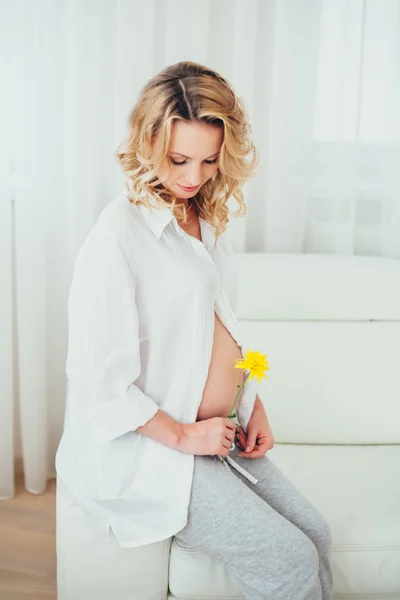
245, 431, 257, 453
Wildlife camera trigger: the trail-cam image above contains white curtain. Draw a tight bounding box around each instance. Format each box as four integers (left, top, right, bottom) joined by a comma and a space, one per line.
1, 0, 399, 498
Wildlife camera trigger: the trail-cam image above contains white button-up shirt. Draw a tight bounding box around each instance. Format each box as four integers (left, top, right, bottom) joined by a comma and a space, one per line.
55, 188, 257, 547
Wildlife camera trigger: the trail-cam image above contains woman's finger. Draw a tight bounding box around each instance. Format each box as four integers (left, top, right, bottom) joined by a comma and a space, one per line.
236, 429, 247, 447
225, 430, 235, 442
238, 449, 265, 459
238, 447, 263, 458
238, 438, 269, 459
237, 428, 247, 441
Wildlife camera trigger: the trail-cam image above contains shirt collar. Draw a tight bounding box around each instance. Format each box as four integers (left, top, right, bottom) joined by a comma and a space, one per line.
138, 200, 175, 240
137, 192, 216, 247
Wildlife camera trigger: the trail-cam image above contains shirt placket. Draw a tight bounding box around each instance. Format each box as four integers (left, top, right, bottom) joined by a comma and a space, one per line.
168, 224, 218, 423
171, 223, 257, 482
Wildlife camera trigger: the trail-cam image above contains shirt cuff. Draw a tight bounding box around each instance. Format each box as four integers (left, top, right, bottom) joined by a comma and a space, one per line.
86, 384, 159, 442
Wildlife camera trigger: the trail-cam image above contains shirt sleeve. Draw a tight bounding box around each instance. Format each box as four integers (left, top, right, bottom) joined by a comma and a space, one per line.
66, 229, 159, 442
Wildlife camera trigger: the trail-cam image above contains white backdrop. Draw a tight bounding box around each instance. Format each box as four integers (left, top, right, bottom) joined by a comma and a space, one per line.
1, 0, 399, 498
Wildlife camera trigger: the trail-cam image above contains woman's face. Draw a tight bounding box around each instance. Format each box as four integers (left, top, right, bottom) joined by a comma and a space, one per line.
153, 120, 223, 201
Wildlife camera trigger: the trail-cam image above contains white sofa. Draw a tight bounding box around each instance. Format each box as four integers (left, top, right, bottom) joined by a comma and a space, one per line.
56, 253, 400, 600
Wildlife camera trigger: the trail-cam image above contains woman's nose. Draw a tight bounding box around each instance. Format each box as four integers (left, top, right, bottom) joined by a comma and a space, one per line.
184, 164, 202, 187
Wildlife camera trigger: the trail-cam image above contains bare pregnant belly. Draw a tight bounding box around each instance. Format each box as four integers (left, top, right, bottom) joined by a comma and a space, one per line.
196, 312, 244, 421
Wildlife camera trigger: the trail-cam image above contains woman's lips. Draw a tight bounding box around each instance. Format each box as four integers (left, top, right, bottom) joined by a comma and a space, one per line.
177, 184, 199, 192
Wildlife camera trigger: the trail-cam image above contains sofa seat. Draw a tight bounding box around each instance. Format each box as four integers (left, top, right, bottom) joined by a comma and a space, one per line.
167, 444, 400, 599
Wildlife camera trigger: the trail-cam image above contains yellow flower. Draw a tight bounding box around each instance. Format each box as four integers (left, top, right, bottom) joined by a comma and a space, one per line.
234, 349, 269, 384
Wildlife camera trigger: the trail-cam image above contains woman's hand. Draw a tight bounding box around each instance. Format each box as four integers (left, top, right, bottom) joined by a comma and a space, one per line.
178, 417, 236, 457
236, 395, 274, 459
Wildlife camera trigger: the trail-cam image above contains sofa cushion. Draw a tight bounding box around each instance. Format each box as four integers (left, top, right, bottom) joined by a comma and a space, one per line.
169, 538, 243, 599
56, 479, 171, 600
271, 444, 400, 597
239, 320, 400, 444
236, 253, 400, 321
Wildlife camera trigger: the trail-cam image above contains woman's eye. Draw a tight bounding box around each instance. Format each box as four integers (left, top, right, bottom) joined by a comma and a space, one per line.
169, 158, 217, 166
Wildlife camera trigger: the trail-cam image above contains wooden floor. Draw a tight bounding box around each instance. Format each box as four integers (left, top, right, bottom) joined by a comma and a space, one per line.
0, 476, 56, 600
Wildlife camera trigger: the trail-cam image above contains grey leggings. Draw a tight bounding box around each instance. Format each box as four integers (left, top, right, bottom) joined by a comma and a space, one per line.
174, 444, 334, 600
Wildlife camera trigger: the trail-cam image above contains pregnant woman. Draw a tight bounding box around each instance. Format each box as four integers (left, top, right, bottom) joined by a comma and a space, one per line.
55, 61, 333, 600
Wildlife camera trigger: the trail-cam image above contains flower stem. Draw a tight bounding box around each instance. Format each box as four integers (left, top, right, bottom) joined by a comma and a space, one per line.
228, 371, 250, 419
221, 371, 250, 463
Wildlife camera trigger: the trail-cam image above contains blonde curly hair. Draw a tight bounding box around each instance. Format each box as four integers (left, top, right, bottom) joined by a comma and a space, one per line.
115, 61, 259, 237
